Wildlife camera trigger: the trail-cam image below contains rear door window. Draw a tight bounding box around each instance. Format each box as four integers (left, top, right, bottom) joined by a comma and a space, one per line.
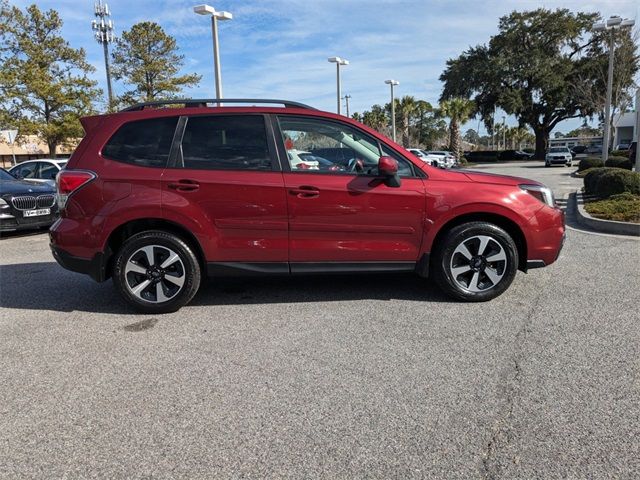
179, 115, 272, 171
102, 117, 178, 167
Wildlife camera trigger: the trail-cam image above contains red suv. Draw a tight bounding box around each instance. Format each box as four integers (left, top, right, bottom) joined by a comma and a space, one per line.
50, 99, 565, 313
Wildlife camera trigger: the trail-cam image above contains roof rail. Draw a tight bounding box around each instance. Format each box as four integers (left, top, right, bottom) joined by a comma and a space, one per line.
120, 98, 315, 112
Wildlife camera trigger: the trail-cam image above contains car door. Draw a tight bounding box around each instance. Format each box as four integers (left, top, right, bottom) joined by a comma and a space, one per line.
274, 115, 426, 267
162, 114, 288, 267
37, 162, 59, 186
10, 162, 39, 182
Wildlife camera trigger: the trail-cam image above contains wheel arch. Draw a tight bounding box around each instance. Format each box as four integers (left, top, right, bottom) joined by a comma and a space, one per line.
429, 212, 528, 273
103, 218, 206, 280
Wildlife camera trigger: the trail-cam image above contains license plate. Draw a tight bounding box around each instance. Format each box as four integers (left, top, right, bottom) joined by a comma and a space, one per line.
23, 208, 50, 217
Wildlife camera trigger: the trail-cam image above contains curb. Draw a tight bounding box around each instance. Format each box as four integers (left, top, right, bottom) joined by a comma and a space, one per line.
573, 189, 640, 237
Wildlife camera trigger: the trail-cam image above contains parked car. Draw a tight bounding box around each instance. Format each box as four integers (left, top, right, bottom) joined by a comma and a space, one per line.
407, 148, 442, 166
615, 143, 630, 151
499, 150, 534, 160
584, 145, 602, 155
425, 151, 457, 168
50, 99, 565, 313
8, 159, 67, 187
545, 147, 573, 167
0, 168, 58, 232
570, 145, 587, 156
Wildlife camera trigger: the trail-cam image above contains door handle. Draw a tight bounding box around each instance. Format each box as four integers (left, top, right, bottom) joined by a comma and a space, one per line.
168, 179, 200, 192
289, 186, 319, 198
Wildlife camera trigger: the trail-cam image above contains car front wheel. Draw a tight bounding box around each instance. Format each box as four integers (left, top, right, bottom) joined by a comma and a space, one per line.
432, 222, 518, 302
113, 230, 201, 313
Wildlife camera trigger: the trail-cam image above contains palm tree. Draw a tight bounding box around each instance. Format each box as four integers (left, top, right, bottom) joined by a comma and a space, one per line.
362, 105, 388, 133
440, 97, 475, 159
388, 95, 417, 147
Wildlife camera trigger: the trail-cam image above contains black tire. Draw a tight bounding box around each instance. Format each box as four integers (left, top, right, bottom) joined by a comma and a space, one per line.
432, 222, 518, 302
112, 230, 201, 313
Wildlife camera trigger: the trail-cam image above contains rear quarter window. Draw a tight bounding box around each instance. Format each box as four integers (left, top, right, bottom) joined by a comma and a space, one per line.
102, 117, 178, 167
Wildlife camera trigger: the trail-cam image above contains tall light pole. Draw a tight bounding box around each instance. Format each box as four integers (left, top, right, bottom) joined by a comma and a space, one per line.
92, 1, 115, 106
328, 57, 349, 115
385, 79, 399, 142
194, 4, 233, 101
343, 94, 351, 117
502, 116, 506, 150
593, 16, 635, 163
635, 89, 640, 172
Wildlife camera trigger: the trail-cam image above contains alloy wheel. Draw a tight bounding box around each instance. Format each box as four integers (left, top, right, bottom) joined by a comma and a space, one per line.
449, 235, 507, 292
124, 245, 185, 303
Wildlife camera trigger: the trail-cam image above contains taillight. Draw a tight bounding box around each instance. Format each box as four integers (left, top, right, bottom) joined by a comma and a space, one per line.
56, 170, 96, 209
297, 162, 310, 170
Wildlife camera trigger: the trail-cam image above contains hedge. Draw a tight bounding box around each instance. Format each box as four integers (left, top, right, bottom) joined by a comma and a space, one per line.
578, 156, 603, 172
584, 168, 640, 198
610, 149, 630, 157
604, 156, 632, 170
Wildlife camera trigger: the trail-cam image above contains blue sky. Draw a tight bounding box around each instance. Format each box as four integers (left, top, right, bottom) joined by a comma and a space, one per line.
10, 0, 640, 134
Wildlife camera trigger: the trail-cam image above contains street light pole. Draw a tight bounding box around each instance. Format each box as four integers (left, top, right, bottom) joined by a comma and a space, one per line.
635, 88, 640, 172
385, 80, 399, 143
92, 1, 115, 107
593, 16, 635, 163
502, 116, 506, 150
328, 57, 349, 115
194, 4, 233, 101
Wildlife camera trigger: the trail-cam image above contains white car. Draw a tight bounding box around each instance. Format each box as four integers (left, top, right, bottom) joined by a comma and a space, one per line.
287, 149, 320, 170
545, 147, 572, 167
425, 151, 457, 168
8, 159, 67, 186
407, 148, 441, 165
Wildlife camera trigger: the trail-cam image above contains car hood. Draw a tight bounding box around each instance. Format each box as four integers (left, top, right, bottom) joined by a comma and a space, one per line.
0, 179, 56, 196
460, 170, 543, 187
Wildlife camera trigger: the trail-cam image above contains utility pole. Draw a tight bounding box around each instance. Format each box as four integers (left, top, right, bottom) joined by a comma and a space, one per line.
92, 1, 115, 107
343, 94, 351, 117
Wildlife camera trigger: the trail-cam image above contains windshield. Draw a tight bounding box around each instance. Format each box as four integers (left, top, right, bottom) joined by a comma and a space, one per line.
549, 147, 569, 153
0, 169, 16, 181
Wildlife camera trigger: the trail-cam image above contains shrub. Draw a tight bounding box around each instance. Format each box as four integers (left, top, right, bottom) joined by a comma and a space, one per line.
578, 156, 603, 172
585, 194, 640, 223
610, 149, 629, 157
583, 168, 608, 195
584, 168, 640, 198
604, 156, 632, 170
609, 192, 638, 202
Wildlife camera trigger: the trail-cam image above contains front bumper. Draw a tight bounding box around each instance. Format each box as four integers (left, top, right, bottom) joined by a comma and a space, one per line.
0, 213, 58, 232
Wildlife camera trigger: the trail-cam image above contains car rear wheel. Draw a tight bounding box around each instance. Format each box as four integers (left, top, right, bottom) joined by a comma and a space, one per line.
432, 222, 518, 302
113, 230, 201, 313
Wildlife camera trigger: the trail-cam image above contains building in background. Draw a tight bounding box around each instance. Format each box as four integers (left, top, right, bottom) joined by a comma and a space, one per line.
548, 136, 603, 149
0, 135, 77, 167
612, 111, 636, 148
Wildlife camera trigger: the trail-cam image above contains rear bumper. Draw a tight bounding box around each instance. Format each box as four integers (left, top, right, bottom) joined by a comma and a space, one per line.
50, 244, 109, 282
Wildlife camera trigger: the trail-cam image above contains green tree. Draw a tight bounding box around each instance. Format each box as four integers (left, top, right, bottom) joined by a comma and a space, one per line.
463, 128, 480, 145
361, 105, 388, 132
440, 97, 475, 159
0, 2, 101, 157
111, 21, 201, 104
440, 9, 638, 159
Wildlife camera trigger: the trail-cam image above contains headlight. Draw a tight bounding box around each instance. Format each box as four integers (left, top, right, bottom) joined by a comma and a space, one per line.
0, 198, 8, 209
519, 184, 555, 207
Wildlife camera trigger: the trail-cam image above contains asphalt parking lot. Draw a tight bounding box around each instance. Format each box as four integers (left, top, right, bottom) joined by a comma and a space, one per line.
1, 161, 638, 479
